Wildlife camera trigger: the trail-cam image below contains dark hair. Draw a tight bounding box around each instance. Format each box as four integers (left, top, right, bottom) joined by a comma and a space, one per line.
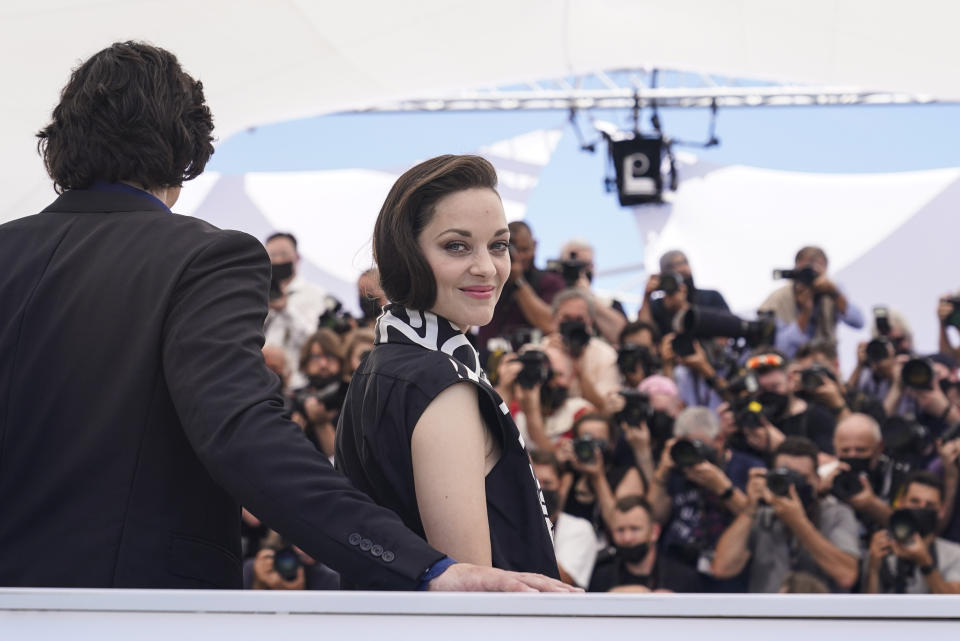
266, 232, 298, 250
508, 220, 532, 236
614, 494, 653, 519
619, 320, 660, 345
794, 339, 838, 362
902, 470, 945, 502
373, 155, 499, 310
529, 449, 561, 478
298, 329, 345, 374
795, 246, 828, 266
572, 412, 615, 441
37, 42, 214, 193
773, 436, 819, 470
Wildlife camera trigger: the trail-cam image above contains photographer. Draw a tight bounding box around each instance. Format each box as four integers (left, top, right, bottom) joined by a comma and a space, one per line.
864, 471, 960, 593
560, 413, 645, 536
531, 450, 598, 589
290, 329, 348, 460
847, 308, 913, 408
760, 246, 864, 358
543, 289, 620, 412
588, 496, 665, 592
616, 330, 659, 389
820, 413, 905, 529
478, 221, 565, 349
557, 238, 628, 344
712, 437, 860, 592
638, 250, 730, 339
356, 267, 388, 327
883, 354, 960, 447
245, 537, 339, 591
647, 407, 761, 592
938, 291, 960, 363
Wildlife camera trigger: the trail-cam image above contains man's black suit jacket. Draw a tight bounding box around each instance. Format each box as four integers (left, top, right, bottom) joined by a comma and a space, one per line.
0, 188, 443, 588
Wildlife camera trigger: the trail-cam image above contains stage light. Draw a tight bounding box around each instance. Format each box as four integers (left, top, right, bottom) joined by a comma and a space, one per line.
610, 135, 664, 206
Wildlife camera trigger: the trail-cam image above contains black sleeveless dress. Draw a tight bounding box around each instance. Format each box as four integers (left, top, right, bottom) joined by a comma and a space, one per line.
335, 304, 559, 578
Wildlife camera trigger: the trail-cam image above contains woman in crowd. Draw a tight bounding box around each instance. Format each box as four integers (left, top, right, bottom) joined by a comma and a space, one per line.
335, 155, 558, 578
292, 329, 347, 459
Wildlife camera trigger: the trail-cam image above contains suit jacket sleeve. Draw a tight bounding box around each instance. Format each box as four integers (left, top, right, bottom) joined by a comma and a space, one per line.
161, 229, 443, 589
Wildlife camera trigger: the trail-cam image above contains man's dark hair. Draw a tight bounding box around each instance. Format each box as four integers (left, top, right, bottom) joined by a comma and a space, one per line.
615, 494, 653, 519
373, 155, 499, 310
572, 412, 615, 441
658, 249, 687, 274
774, 436, 819, 471
795, 246, 828, 266
902, 470, 945, 502
529, 449, 561, 478
619, 320, 660, 345
794, 339, 838, 362
37, 42, 214, 194
265, 232, 298, 250
298, 329, 345, 374
508, 220, 532, 236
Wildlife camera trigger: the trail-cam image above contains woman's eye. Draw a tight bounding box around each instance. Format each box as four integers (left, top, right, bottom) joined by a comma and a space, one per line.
490, 241, 510, 253
445, 241, 469, 253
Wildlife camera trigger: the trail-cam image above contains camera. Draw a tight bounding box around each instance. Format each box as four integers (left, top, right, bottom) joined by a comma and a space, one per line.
547, 255, 589, 287
617, 343, 655, 376
670, 438, 716, 469
672, 333, 696, 357
888, 508, 938, 544
573, 435, 601, 463
772, 266, 818, 286
865, 338, 893, 364
675, 305, 776, 348
516, 350, 552, 389
559, 319, 591, 356
901, 357, 934, 389
766, 467, 808, 497
832, 469, 865, 501
273, 546, 302, 582
732, 396, 764, 430
882, 415, 932, 463
616, 389, 652, 427
874, 306, 891, 336
799, 364, 834, 392
656, 271, 682, 295
293, 380, 344, 415
317, 295, 354, 335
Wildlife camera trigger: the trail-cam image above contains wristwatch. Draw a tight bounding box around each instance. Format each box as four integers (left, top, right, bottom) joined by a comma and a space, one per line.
718, 485, 735, 501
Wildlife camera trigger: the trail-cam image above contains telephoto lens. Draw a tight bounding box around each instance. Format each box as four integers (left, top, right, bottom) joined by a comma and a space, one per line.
888, 509, 919, 544
800, 369, 824, 392
516, 350, 551, 389
831, 470, 864, 501
559, 320, 591, 356
670, 439, 715, 469
865, 338, 892, 363
901, 358, 934, 389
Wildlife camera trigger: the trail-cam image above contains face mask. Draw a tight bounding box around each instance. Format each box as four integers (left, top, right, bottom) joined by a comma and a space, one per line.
615, 542, 650, 564
540, 384, 569, 413
358, 295, 382, 321
840, 457, 872, 475
541, 489, 559, 517
271, 261, 294, 283
307, 374, 338, 390
757, 391, 789, 421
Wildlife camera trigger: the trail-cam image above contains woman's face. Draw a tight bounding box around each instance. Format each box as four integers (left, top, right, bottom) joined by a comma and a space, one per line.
417, 188, 510, 330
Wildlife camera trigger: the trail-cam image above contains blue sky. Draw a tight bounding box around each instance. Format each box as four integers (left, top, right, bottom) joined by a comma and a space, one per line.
207, 102, 960, 301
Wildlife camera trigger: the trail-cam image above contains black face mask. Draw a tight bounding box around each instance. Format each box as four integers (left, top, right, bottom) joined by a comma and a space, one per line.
307, 374, 339, 390
757, 390, 790, 422
541, 489, 560, 517
615, 542, 650, 564
683, 275, 696, 296
540, 384, 569, 413
840, 456, 873, 475
271, 261, 294, 282
358, 295, 382, 321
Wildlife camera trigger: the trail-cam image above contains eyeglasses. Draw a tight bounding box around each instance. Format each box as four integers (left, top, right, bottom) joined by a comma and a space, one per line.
746, 353, 784, 371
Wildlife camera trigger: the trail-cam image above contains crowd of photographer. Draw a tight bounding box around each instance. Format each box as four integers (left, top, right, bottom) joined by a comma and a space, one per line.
247, 224, 960, 595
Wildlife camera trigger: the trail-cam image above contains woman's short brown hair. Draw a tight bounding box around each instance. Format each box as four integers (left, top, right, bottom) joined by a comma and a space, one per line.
37, 41, 215, 193
373, 155, 498, 310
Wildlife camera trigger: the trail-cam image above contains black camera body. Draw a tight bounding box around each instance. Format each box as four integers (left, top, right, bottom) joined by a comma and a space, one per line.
731, 396, 764, 430
866, 337, 893, 364
617, 343, 655, 376
670, 438, 716, 469
676, 305, 776, 348
559, 319, 591, 356
799, 364, 834, 392
773, 266, 818, 286
573, 435, 601, 463
516, 350, 552, 390
882, 415, 933, 464
547, 258, 589, 287
616, 389, 652, 427
317, 295, 354, 335
657, 271, 682, 295
766, 467, 808, 497
832, 469, 865, 501
273, 546, 302, 582
889, 508, 938, 544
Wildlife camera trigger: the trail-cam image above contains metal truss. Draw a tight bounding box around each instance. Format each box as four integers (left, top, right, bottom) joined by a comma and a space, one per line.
347, 69, 944, 113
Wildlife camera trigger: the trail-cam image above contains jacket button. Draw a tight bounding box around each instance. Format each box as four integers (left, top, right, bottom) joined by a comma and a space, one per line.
360, 538, 373, 551
371, 544, 384, 557
381, 550, 395, 563
348, 533, 362, 546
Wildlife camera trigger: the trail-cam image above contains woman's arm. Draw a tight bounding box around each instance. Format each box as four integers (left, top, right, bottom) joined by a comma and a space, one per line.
411, 382, 498, 566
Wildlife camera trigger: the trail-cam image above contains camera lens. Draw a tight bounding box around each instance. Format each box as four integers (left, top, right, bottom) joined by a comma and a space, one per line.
889, 510, 918, 544
273, 547, 301, 582
831, 470, 863, 501
766, 468, 792, 497
800, 369, 824, 391
670, 439, 703, 469
865, 339, 891, 363
901, 358, 934, 389
573, 436, 597, 463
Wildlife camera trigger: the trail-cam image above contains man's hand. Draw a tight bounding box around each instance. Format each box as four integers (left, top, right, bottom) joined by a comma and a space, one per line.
812, 273, 840, 298
656, 437, 678, 477
939, 297, 954, 327
678, 340, 714, 378
892, 533, 934, 567
251, 549, 305, 590
745, 468, 767, 510
604, 390, 626, 415
660, 333, 676, 367
743, 418, 785, 453
767, 483, 808, 530
515, 382, 542, 413
910, 383, 953, 419
812, 376, 847, 412
496, 354, 522, 390
939, 438, 960, 472
268, 292, 288, 312
571, 445, 605, 479
683, 461, 732, 496
303, 396, 332, 425
846, 474, 880, 512
868, 529, 894, 568
510, 253, 526, 283
644, 274, 661, 301
428, 563, 582, 592
624, 420, 651, 454
856, 341, 868, 367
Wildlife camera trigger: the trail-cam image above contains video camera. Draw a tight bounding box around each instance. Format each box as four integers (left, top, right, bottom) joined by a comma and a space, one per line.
772, 266, 818, 286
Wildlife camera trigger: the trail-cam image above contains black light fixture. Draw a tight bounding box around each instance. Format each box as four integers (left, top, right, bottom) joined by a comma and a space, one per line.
610, 135, 665, 206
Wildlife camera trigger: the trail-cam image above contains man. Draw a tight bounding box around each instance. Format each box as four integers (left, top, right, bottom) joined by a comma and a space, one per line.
544, 289, 620, 412
845, 309, 913, 408
864, 471, 960, 593
357, 267, 388, 327
264, 231, 327, 329
712, 437, 861, 592
0, 42, 571, 593
646, 407, 762, 592
477, 220, 565, 352
820, 413, 907, 529
531, 450, 598, 589
759, 246, 864, 358
588, 496, 664, 592
638, 249, 730, 339
557, 238, 627, 344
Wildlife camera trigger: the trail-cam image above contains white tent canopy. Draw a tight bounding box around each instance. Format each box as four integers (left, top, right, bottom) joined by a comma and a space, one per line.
3, 0, 960, 224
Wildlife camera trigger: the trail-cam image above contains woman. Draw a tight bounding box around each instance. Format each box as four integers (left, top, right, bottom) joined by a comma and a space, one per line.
291, 329, 347, 458
336, 155, 558, 576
